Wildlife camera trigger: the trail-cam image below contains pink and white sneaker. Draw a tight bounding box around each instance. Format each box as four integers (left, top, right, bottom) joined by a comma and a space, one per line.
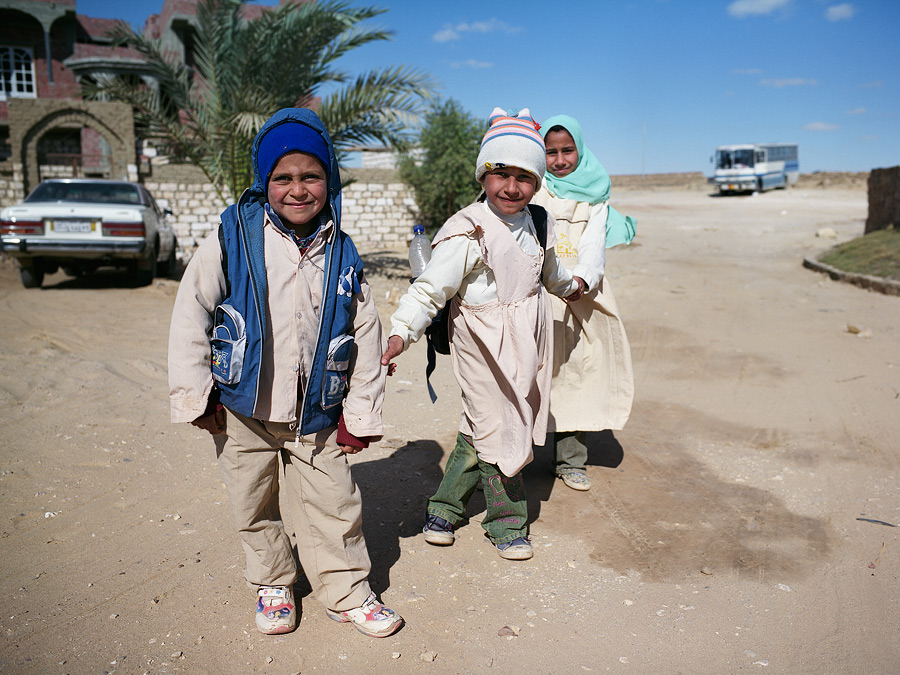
326, 592, 403, 637
256, 585, 296, 635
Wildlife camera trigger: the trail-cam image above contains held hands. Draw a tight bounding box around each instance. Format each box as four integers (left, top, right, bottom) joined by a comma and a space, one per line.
565, 276, 586, 303
381, 335, 404, 369
339, 443, 363, 455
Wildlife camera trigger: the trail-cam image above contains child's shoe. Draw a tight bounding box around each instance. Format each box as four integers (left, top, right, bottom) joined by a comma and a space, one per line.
326, 592, 403, 638
496, 536, 533, 560
559, 470, 591, 491
423, 514, 454, 545
256, 585, 296, 635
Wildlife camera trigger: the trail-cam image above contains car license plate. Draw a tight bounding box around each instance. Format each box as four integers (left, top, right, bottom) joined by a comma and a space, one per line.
52, 220, 94, 233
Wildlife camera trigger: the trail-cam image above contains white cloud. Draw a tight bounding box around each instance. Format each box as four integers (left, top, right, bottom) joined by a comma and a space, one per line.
805, 122, 840, 131
760, 78, 818, 87
433, 27, 459, 42
845, 107, 866, 115
825, 4, 855, 21
432, 19, 524, 43
728, 0, 791, 18
451, 59, 494, 69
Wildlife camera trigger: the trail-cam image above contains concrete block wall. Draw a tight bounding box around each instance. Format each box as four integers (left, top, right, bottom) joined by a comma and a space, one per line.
0, 162, 25, 205
141, 163, 228, 256
142, 164, 419, 261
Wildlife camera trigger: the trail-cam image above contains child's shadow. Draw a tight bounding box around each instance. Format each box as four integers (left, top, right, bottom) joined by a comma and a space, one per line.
345, 440, 446, 596
524, 430, 625, 524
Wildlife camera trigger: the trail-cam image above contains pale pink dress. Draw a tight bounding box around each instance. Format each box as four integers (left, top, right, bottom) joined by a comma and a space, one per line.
436, 204, 555, 476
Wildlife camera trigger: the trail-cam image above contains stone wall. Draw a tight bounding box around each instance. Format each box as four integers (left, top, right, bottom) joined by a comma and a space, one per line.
141, 163, 227, 255
865, 166, 900, 234
0, 162, 24, 205
141, 164, 419, 261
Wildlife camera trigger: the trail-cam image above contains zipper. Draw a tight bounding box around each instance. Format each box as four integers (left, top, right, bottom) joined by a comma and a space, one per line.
296, 203, 339, 437
236, 191, 264, 415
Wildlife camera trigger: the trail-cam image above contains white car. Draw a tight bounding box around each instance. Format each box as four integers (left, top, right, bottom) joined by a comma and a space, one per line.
0, 179, 177, 288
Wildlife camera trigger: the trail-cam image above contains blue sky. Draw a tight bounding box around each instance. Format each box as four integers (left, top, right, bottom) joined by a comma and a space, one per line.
76, 0, 899, 175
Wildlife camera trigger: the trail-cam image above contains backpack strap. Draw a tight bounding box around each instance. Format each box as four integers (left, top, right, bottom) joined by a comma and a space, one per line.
218, 223, 231, 299
527, 203, 548, 249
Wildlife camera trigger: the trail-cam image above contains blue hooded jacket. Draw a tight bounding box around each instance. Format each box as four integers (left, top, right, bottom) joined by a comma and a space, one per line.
212, 108, 363, 435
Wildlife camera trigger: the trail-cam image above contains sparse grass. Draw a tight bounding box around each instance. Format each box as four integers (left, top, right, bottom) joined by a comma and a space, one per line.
819, 227, 900, 281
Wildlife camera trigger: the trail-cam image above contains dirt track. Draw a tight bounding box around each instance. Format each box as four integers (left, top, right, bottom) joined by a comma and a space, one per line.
1, 185, 898, 674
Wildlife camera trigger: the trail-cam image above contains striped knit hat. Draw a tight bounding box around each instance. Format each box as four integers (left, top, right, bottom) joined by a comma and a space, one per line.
475, 107, 546, 189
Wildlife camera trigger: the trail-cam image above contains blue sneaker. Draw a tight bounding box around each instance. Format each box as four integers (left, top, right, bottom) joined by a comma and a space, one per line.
423, 514, 454, 545
496, 536, 533, 560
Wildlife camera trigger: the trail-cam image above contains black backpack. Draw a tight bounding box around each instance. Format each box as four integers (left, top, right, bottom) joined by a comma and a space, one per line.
425, 204, 548, 401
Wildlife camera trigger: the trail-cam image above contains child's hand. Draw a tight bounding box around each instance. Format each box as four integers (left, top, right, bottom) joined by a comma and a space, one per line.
565, 276, 586, 302
339, 443, 364, 455
381, 335, 404, 368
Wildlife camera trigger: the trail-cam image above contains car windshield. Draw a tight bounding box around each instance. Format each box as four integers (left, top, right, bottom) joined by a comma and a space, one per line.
25, 182, 142, 205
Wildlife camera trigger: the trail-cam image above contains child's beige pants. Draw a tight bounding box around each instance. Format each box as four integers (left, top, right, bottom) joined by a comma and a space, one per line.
214, 407, 373, 612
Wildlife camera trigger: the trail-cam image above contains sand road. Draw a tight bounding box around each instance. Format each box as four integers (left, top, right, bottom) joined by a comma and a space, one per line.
1, 185, 897, 674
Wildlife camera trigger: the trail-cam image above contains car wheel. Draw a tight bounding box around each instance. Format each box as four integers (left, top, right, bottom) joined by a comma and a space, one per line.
19, 264, 44, 289
158, 243, 177, 278
133, 250, 157, 287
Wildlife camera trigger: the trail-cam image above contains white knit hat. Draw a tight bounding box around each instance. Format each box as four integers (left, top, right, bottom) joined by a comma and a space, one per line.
475, 107, 546, 189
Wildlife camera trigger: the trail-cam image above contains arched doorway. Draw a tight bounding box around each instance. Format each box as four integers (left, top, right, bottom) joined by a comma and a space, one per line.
8, 99, 136, 194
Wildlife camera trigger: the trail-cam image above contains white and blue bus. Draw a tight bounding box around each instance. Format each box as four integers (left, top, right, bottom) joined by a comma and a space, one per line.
712, 143, 799, 194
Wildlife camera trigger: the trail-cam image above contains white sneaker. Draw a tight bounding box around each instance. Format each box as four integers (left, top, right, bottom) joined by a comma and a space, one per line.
326, 592, 403, 637
559, 471, 591, 491
496, 536, 534, 560
256, 585, 296, 635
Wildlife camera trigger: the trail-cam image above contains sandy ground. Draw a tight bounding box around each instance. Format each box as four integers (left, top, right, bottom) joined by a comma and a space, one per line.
1, 186, 898, 674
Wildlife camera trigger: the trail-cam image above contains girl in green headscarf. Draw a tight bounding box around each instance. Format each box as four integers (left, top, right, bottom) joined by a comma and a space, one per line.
531, 114, 635, 492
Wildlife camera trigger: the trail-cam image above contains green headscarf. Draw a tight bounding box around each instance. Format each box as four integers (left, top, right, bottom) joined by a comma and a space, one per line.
542, 114, 611, 203
541, 114, 635, 247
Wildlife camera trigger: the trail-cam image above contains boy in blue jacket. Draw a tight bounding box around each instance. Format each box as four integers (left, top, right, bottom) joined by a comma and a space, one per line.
168, 108, 402, 638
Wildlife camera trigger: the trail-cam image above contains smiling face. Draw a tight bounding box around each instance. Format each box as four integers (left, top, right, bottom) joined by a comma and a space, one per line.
544, 128, 579, 178
266, 151, 328, 234
482, 165, 538, 215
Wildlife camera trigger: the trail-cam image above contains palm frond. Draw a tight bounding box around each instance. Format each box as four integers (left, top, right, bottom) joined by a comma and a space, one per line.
86, 0, 436, 205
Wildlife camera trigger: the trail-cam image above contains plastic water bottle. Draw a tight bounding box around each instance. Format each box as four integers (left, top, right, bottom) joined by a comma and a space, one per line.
408, 224, 431, 279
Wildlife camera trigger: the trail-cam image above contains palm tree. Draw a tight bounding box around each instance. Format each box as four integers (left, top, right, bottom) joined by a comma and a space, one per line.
86, 0, 435, 205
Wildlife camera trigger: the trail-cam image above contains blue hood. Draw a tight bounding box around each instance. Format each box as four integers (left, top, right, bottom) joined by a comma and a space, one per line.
248, 107, 342, 232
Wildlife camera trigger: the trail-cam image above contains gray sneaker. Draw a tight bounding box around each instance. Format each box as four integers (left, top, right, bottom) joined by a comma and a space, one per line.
496, 536, 533, 560
423, 514, 454, 545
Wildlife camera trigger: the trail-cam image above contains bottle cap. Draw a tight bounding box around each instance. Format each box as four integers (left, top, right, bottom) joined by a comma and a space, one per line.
413, 224, 424, 234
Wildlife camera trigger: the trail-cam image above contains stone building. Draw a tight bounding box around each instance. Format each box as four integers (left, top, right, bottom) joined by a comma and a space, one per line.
0, 0, 154, 193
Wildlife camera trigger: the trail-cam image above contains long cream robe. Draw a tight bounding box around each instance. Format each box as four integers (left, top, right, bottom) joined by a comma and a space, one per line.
531, 187, 634, 432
